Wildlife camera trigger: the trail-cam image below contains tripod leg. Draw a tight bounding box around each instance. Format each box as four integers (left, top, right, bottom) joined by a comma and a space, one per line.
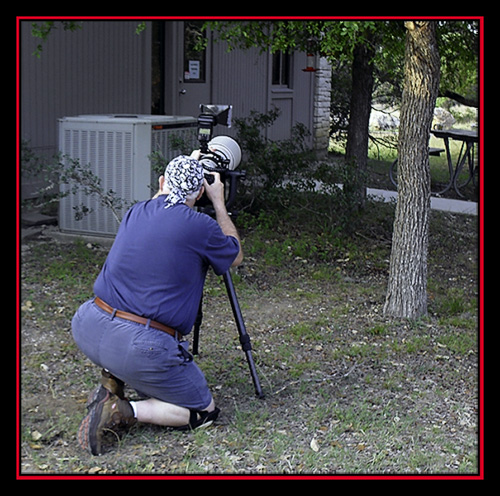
192, 296, 203, 355
222, 271, 264, 399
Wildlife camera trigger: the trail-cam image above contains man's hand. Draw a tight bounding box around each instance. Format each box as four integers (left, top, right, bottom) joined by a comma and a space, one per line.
203, 172, 225, 207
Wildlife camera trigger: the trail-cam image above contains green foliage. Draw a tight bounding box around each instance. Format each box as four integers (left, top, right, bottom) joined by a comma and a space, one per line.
207, 20, 378, 61
232, 109, 361, 229
234, 109, 314, 196
30, 21, 82, 57
437, 21, 479, 103
21, 139, 130, 224
208, 19, 478, 108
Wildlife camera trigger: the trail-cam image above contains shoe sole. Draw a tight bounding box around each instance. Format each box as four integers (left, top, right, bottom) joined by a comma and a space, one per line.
78, 388, 110, 455
85, 385, 103, 409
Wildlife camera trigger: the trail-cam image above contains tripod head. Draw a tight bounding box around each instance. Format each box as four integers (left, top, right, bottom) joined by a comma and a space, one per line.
196, 104, 245, 215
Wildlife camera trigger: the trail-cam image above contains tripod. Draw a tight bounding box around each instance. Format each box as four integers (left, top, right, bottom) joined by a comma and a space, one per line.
192, 270, 264, 399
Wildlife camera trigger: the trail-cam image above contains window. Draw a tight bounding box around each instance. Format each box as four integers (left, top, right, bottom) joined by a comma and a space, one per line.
272, 51, 291, 88
183, 21, 206, 83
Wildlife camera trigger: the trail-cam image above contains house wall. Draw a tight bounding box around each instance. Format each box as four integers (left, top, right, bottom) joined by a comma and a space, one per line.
19, 20, 330, 200
162, 22, 320, 149
20, 20, 152, 198
211, 42, 269, 127
209, 36, 317, 145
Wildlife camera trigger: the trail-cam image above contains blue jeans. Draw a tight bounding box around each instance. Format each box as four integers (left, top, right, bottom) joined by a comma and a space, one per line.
71, 299, 213, 410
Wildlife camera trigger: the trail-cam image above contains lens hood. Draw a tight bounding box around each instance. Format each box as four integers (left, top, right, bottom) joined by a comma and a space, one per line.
205, 136, 241, 171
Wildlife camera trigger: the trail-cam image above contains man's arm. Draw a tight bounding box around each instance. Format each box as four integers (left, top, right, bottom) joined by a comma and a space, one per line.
204, 173, 243, 267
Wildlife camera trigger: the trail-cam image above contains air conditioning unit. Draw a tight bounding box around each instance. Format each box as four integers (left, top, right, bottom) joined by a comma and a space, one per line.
58, 114, 197, 237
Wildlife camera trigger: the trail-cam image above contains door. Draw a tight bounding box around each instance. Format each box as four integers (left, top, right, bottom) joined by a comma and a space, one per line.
177, 21, 211, 118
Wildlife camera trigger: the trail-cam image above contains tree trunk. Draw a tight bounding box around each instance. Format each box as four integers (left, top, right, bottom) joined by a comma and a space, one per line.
345, 41, 374, 207
383, 21, 440, 319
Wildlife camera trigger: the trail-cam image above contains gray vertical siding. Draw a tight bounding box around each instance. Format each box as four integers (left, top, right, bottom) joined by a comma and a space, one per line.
20, 20, 152, 198
211, 38, 314, 145
212, 41, 269, 121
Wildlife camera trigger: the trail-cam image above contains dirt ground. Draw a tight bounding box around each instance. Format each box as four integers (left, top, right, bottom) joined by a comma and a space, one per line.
18, 204, 480, 479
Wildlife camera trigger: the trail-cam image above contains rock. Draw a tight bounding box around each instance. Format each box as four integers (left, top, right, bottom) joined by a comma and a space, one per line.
433, 108, 456, 130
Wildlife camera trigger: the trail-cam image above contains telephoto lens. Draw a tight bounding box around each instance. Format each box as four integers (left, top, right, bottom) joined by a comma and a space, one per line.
199, 136, 241, 172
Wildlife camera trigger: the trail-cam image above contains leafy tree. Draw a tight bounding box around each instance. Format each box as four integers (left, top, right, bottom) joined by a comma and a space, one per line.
437, 20, 479, 107
206, 19, 479, 320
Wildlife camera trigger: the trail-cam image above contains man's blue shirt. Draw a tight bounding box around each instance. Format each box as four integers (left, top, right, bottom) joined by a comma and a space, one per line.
93, 199, 240, 334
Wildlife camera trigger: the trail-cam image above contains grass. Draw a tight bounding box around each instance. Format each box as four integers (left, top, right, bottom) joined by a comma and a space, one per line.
19, 184, 480, 478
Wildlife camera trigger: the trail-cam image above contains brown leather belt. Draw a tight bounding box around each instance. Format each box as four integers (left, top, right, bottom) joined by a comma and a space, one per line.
94, 297, 178, 338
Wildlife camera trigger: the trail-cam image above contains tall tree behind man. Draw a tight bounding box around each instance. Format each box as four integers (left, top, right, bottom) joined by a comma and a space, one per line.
383, 21, 441, 319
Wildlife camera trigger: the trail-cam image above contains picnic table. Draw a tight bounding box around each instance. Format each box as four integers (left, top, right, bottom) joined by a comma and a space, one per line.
389, 128, 479, 198
430, 128, 479, 197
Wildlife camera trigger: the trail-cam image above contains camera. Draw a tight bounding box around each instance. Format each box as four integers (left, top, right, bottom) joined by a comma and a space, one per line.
196, 105, 245, 213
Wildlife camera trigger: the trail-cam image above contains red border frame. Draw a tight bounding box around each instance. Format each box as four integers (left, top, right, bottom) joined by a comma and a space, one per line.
16, 15, 485, 481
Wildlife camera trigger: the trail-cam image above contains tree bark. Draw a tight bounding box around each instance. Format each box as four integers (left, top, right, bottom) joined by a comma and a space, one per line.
383, 21, 440, 319
345, 41, 374, 207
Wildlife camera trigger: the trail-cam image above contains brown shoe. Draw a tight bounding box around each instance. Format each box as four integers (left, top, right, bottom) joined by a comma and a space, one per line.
78, 388, 136, 455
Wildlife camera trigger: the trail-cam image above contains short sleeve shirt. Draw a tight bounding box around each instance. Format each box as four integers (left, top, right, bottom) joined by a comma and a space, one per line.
93, 199, 240, 335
